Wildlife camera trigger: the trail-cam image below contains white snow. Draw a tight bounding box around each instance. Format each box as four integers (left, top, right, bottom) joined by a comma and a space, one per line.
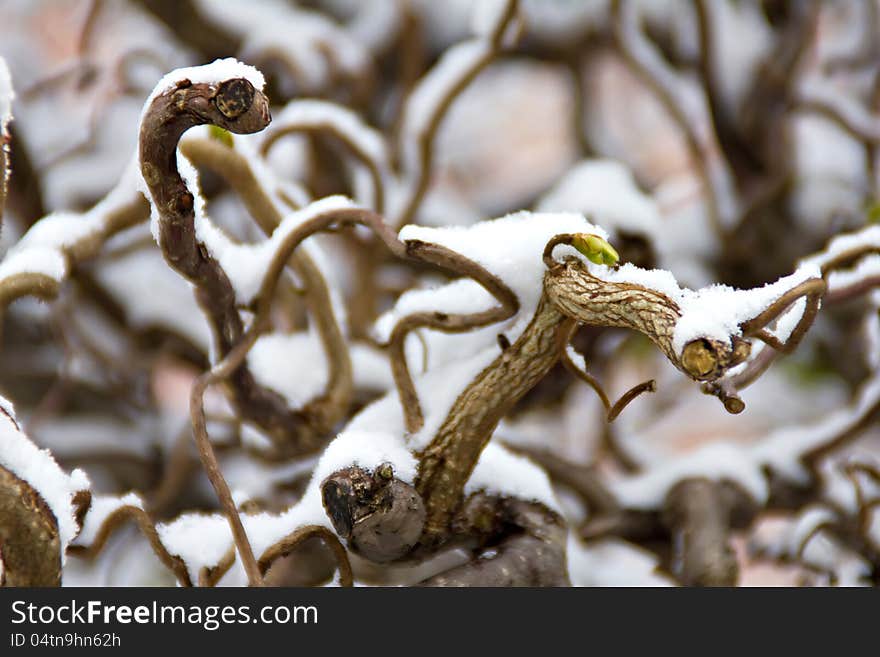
385, 213, 603, 373
248, 332, 329, 407
617, 0, 740, 229
350, 343, 395, 392
536, 159, 663, 241
667, 263, 822, 354
156, 426, 414, 582
566, 534, 674, 586
799, 530, 871, 586
578, 259, 820, 355
93, 244, 212, 352
826, 255, 880, 293
0, 57, 12, 134
604, 358, 880, 513
156, 512, 234, 584
471, 0, 511, 38
17, 157, 142, 252
401, 211, 606, 324
703, 0, 773, 113
868, 507, 880, 550
466, 441, 561, 513
345, 349, 561, 511
347, 0, 404, 53
195, 0, 366, 93
0, 404, 90, 561
0, 246, 66, 284
154, 363, 565, 581
789, 114, 868, 228
754, 372, 880, 484
218, 453, 317, 503
0, 57, 12, 193
776, 506, 873, 586
0, 156, 142, 289
804, 225, 880, 270
249, 332, 393, 406
753, 510, 871, 586
517, 0, 607, 44
769, 297, 807, 343
32, 417, 158, 462
610, 442, 769, 509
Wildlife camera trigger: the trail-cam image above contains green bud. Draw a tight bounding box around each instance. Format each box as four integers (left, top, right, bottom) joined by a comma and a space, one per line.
208, 125, 234, 148
867, 200, 880, 225
571, 233, 619, 266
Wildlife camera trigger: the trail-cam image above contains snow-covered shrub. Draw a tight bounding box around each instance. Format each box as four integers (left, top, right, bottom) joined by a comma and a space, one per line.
0, 0, 878, 587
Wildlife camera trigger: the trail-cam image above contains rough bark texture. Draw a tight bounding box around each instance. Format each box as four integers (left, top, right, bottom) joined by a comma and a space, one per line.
416, 295, 575, 545
322, 466, 426, 563
545, 259, 681, 363
420, 497, 570, 587
0, 465, 61, 586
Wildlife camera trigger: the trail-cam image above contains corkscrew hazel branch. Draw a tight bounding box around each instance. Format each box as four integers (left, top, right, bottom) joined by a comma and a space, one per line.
178, 136, 353, 439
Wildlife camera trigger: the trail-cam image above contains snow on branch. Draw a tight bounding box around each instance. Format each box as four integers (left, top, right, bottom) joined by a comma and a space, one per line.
5, 0, 880, 589
0, 57, 13, 224
0, 157, 148, 308
0, 398, 90, 585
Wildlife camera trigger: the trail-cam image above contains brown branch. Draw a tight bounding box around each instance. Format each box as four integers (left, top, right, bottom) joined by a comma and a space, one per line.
198, 547, 235, 587
560, 348, 611, 411
0, 465, 62, 586
739, 278, 826, 352
388, 241, 520, 433
321, 465, 425, 564
560, 347, 655, 421
67, 503, 192, 587
257, 525, 353, 587
702, 276, 826, 405
612, 0, 728, 236
141, 73, 361, 458
663, 478, 739, 586
608, 379, 657, 422
135, 0, 242, 62
4, 125, 46, 227
416, 294, 575, 544
420, 497, 570, 586
393, 0, 521, 227
179, 137, 353, 434
259, 119, 386, 213
181, 202, 491, 579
